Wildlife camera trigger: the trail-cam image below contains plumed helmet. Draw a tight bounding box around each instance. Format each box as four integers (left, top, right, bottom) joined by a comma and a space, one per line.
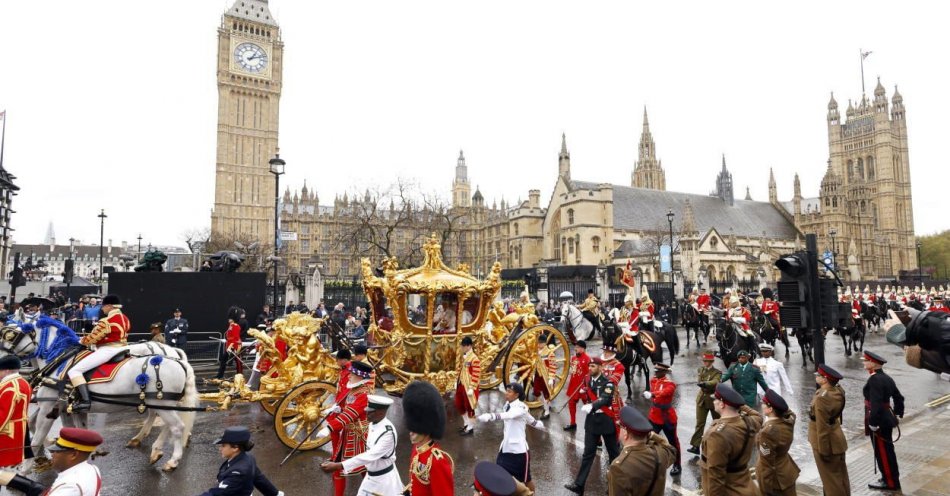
730, 295, 741, 307
402, 381, 446, 439
623, 294, 634, 304
640, 285, 650, 299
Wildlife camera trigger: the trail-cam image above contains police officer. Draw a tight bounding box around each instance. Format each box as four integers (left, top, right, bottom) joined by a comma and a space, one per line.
807, 364, 849, 496
862, 350, 905, 492
756, 389, 800, 496
0, 427, 105, 496
699, 384, 763, 495
200, 426, 282, 496
565, 356, 621, 494
721, 350, 769, 406
607, 405, 676, 496
687, 351, 721, 455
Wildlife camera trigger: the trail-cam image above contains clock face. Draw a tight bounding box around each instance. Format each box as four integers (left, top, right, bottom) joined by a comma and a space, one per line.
234, 42, 268, 73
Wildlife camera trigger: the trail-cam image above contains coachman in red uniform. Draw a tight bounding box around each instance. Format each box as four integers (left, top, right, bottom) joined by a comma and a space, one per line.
402, 381, 454, 496
530, 334, 559, 419
319, 361, 373, 496
67, 294, 131, 412
600, 344, 626, 433
644, 363, 682, 475
564, 340, 592, 430
454, 336, 481, 435
0, 356, 30, 468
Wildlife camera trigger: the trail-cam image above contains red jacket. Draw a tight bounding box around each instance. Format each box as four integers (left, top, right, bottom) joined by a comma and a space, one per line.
327, 382, 370, 464
761, 299, 781, 326
601, 358, 625, 416
630, 304, 655, 331
224, 322, 242, 352
409, 440, 455, 496
567, 352, 591, 398
647, 376, 678, 425
0, 374, 31, 467
697, 294, 711, 311
81, 309, 131, 347
731, 307, 752, 331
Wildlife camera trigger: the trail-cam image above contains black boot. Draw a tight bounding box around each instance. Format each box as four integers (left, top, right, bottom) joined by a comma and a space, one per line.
72, 383, 92, 412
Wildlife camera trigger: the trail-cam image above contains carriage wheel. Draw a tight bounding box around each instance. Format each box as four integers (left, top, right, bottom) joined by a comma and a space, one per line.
259, 370, 282, 416
501, 324, 570, 409
479, 367, 504, 390
273, 381, 336, 450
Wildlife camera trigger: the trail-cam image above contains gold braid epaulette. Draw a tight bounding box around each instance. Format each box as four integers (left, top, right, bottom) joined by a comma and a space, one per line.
81, 318, 111, 345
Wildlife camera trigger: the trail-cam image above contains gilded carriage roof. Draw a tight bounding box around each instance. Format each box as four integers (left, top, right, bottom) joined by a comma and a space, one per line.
361, 234, 501, 294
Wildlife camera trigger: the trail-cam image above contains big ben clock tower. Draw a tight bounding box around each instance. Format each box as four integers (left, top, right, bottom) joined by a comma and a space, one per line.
211, 0, 283, 240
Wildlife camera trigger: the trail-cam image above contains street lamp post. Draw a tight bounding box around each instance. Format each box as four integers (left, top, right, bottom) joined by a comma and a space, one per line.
916, 241, 923, 285
97, 209, 107, 292
666, 208, 675, 293
269, 152, 286, 314
67, 237, 75, 302
829, 228, 837, 271
137, 234, 143, 262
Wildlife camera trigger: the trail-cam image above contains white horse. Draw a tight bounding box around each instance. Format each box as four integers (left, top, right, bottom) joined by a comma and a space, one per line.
1, 318, 199, 472
560, 302, 594, 342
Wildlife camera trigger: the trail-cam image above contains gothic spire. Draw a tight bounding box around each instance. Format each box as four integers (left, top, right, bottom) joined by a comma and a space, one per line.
558, 133, 571, 180
560, 133, 568, 156
642, 106, 650, 131
744, 186, 752, 201
681, 199, 697, 234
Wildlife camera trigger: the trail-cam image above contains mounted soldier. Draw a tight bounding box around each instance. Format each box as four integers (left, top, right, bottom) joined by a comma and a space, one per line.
66, 294, 131, 412
578, 289, 603, 338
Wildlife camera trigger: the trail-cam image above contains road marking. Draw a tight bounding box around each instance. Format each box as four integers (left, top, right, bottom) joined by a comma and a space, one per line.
670, 483, 702, 495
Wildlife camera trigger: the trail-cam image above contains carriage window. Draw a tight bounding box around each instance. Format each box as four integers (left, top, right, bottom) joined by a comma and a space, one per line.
433, 293, 460, 335
459, 292, 480, 331
408, 293, 429, 327
367, 287, 391, 331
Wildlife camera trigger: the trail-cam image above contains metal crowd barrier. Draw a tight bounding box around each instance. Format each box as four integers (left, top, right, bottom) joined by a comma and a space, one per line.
125, 331, 224, 364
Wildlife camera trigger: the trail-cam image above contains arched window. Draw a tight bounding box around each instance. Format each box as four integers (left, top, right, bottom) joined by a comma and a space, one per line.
592, 236, 601, 253
825, 198, 830, 207
861, 200, 867, 213
847, 159, 854, 178
867, 156, 875, 180
710, 237, 719, 250
857, 158, 865, 179
514, 223, 519, 236
568, 237, 575, 254
567, 209, 575, 225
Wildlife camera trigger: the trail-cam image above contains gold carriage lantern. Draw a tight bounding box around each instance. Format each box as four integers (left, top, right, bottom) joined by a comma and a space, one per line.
362, 235, 571, 408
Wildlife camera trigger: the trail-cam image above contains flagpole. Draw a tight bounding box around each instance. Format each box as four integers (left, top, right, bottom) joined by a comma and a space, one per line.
860, 48, 866, 95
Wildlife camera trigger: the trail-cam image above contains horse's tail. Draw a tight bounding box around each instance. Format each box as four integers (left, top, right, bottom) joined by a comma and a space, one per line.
178, 360, 198, 443
667, 323, 680, 356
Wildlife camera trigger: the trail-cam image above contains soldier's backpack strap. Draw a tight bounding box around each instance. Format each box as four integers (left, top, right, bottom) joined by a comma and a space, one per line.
644, 445, 660, 495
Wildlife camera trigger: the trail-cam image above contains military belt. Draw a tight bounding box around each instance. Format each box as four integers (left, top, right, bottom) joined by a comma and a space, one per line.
700, 455, 747, 473
367, 464, 394, 477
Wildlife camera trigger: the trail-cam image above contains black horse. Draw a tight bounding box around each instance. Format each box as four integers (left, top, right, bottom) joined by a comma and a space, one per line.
681, 304, 709, 350
837, 312, 866, 356
753, 311, 790, 359
790, 327, 814, 368
708, 307, 759, 368
609, 319, 680, 400
862, 300, 883, 332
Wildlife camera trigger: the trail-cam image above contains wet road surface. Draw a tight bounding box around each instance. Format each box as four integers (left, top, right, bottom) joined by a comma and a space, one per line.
32, 328, 950, 495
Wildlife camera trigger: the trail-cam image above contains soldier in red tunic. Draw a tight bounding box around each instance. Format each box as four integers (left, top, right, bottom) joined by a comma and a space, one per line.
564, 340, 592, 431
760, 288, 781, 330
402, 381, 454, 496
600, 344, 626, 432
643, 363, 681, 475
67, 294, 131, 412
454, 337, 481, 435
317, 361, 372, 496
0, 355, 30, 469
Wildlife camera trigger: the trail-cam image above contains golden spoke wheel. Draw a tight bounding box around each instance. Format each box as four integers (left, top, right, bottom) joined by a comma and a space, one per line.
273, 381, 336, 450
258, 370, 284, 416
479, 366, 504, 390
501, 324, 570, 409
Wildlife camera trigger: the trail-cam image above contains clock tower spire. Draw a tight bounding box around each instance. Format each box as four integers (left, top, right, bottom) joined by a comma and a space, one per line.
211, 0, 283, 240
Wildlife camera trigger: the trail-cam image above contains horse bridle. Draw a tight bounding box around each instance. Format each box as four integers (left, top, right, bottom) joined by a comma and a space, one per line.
563, 304, 586, 332
1, 326, 37, 358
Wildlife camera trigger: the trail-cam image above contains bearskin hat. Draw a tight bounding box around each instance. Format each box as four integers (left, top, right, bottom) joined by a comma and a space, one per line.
402, 380, 446, 440
102, 294, 121, 306
761, 288, 773, 300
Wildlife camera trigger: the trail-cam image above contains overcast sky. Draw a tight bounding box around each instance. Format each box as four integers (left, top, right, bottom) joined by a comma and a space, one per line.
0, 1, 945, 249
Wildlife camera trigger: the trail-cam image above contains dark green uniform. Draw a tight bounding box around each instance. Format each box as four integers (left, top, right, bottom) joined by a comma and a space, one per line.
690, 365, 722, 449
721, 362, 769, 406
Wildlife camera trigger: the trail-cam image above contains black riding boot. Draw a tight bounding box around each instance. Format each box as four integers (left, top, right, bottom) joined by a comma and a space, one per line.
72, 383, 92, 412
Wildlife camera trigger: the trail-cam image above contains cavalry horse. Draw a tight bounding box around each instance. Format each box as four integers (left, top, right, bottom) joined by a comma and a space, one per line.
836, 310, 866, 357
680, 303, 709, 350
752, 309, 790, 359
1, 317, 199, 472
707, 307, 760, 368
560, 302, 598, 343
790, 327, 814, 368
609, 316, 680, 400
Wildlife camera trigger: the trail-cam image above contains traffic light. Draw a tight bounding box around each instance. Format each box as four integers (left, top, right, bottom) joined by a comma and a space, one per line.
9, 253, 26, 288
775, 252, 811, 328
818, 278, 851, 328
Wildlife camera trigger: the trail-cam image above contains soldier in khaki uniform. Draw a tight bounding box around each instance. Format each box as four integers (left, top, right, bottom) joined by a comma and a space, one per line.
807, 364, 850, 496
756, 389, 800, 496
607, 405, 676, 496
699, 384, 763, 495
687, 351, 722, 455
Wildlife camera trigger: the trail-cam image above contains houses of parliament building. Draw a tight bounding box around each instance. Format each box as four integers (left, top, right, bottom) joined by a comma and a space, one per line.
210, 1, 917, 285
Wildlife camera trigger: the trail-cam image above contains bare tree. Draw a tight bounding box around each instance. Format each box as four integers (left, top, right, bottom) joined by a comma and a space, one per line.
420, 191, 469, 267
181, 227, 211, 254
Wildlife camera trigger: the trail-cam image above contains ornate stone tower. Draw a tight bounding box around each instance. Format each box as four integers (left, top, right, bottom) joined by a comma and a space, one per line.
452, 150, 471, 208
715, 155, 734, 206
558, 133, 571, 181
825, 78, 915, 276
631, 107, 666, 190
210, 0, 283, 239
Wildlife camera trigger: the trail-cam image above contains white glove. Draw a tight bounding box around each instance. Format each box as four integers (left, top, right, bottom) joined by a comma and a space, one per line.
477, 413, 492, 422
316, 427, 330, 439
869, 425, 880, 432
581, 404, 592, 414
548, 378, 556, 387
466, 388, 474, 396
498, 383, 507, 393
732, 317, 747, 324
277, 492, 285, 496
531, 420, 547, 432
322, 405, 341, 416
642, 391, 653, 400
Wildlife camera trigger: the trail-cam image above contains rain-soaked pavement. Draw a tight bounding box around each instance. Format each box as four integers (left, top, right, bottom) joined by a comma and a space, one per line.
27, 328, 950, 495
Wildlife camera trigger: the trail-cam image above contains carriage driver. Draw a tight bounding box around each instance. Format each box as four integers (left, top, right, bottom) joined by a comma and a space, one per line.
67, 294, 131, 412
